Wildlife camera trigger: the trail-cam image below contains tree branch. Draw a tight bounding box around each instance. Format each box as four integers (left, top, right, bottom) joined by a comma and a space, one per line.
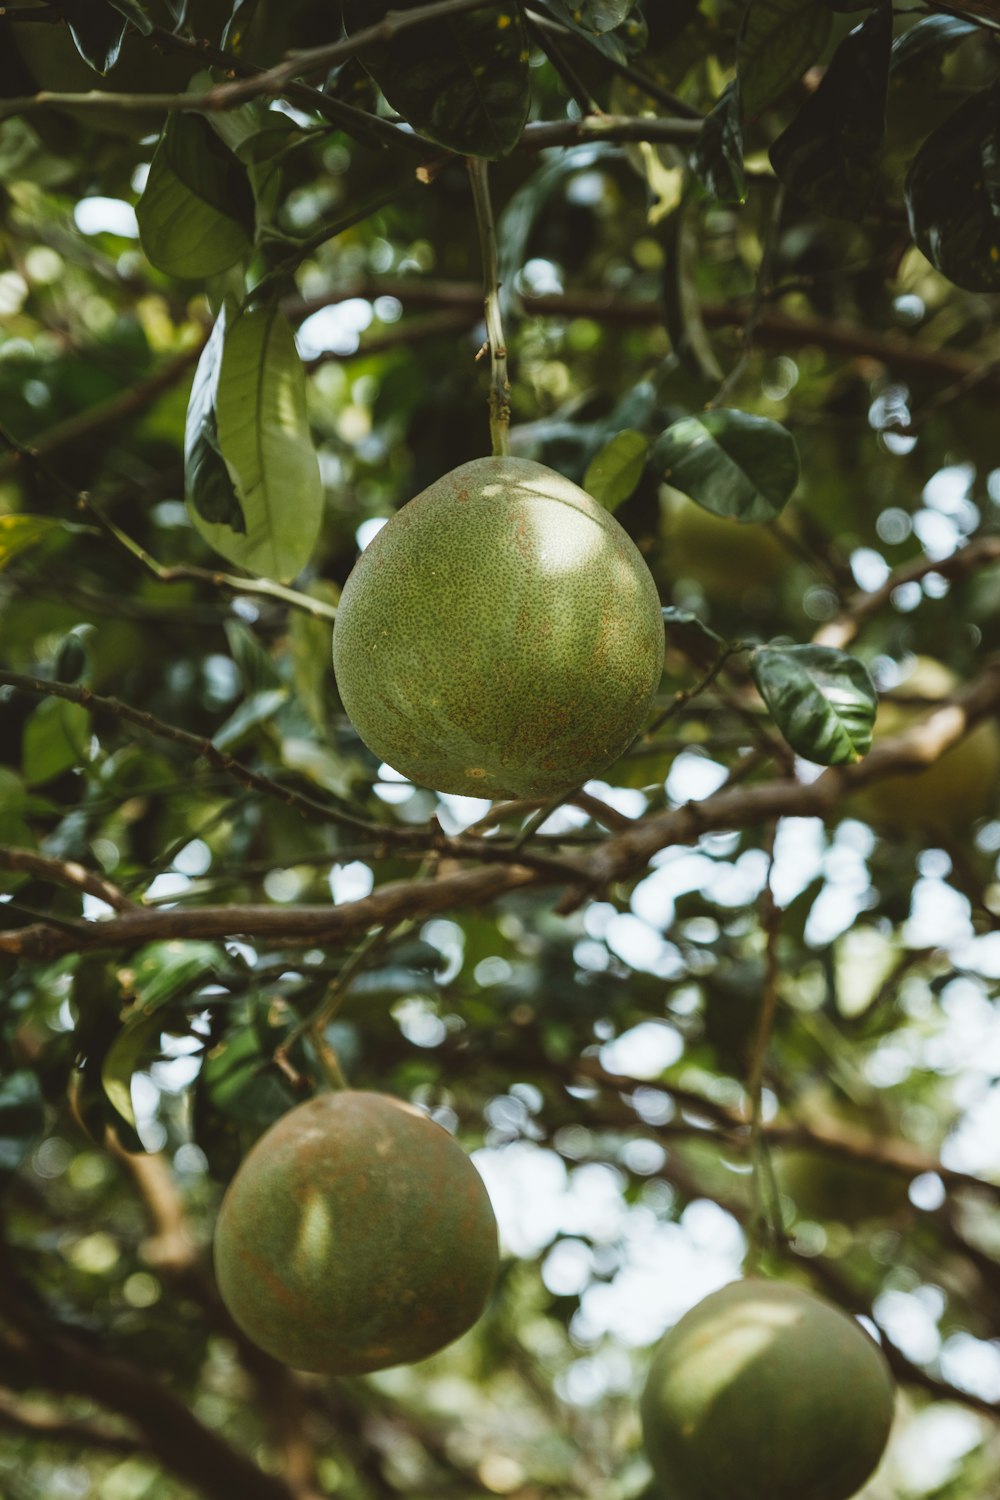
0, 845, 135, 912
5, 661, 999, 960
0, 1391, 142, 1457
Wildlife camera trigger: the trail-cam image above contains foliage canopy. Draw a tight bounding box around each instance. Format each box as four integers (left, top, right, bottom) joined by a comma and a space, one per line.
1, 1, 1000, 1497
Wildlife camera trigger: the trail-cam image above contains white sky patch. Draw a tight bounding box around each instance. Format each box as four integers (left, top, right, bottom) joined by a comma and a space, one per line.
328, 861, 373, 904
74, 197, 139, 238
873, 1288, 942, 1365
770, 818, 826, 906
889, 1404, 984, 1495
296, 299, 373, 358
904, 878, 974, 949
604, 913, 683, 977
599, 1020, 683, 1079
143, 873, 190, 904
666, 751, 729, 804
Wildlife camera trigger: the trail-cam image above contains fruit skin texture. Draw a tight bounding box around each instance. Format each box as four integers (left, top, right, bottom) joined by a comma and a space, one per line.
640, 1279, 895, 1500
213, 1091, 499, 1375
332, 456, 664, 797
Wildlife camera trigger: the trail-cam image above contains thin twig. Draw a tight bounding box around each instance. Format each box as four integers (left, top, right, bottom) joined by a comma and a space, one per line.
0, 846, 135, 912
467, 157, 511, 456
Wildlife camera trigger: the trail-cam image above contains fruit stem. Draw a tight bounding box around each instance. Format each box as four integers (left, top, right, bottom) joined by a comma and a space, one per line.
745, 836, 785, 1272
467, 157, 511, 457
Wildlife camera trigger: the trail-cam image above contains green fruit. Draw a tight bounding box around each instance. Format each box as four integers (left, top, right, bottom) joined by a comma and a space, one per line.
776, 1146, 910, 1225
853, 656, 1000, 833
332, 456, 664, 797
641, 1279, 895, 1500
213, 1090, 499, 1374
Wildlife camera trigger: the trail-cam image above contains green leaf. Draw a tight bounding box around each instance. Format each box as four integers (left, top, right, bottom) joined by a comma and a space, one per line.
201, 1025, 294, 1126
137, 112, 255, 280
737, 0, 832, 119
185, 305, 247, 535
0, 1072, 45, 1177
661, 205, 723, 386
61, 0, 129, 74
188, 305, 322, 581
661, 606, 726, 654
106, 0, 153, 34
693, 81, 746, 205
0, 515, 69, 569
654, 410, 799, 523
769, 1, 893, 220
890, 14, 977, 74
212, 688, 289, 750
129, 941, 226, 1007
905, 84, 1000, 293
101, 1010, 163, 1131
341, 0, 531, 159
583, 430, 650, 511
552, 0, 635, 33
752, 644, 877, 765
22, 697, 91, 786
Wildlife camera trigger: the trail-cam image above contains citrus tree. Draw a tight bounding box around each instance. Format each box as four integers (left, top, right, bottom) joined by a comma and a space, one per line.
1, 1, 1000, 1496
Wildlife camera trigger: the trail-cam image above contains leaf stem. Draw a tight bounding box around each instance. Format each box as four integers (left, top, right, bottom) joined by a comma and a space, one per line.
467, 158, 511, 457
745, 834, 785, 1272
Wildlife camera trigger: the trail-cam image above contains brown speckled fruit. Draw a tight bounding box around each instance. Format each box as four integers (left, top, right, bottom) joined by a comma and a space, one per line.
641, 1279, 895, 1500
332, 456, 664, 797
213, 1091, 499, 1374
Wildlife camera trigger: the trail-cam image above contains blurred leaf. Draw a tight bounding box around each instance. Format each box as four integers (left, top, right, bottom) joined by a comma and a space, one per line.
212, 688, 288, 750
905, 84, 1000, 293
342, 0, 530, 158
661, 205, 723, 385
552, 0, 635, 32
0, 119, 78, 187
752, 644, 877, 765
22, 698, 91, 787
189, 305, 323, 581
890, 13, 977, 73
769, 1, 893, 220
289, 582, 339, 732
61, 0, 129, 73
0, 1072, 44, 1177
737, 0, 832, 118
661, 606, 726, 654
0, 516, 72, 569
185, 304, 246, 535
654, 410, 799, 522
106, 0, 153, 33
583, 430, 650, 511
101, 1010, 165, 1131
693, 81, 746, 205
129, 941, 227, 1008
137, 112, 255, 279
201, 1023, 294, 1126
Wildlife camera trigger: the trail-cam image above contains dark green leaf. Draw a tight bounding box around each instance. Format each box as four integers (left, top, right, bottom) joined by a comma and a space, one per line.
552, 0, 635, 34
583, 430, 650, 511
752, 644, 877, 765
22, 697, 92, 786
185, 305, 247, 534
693, 80, 746, 205
890, 14, 977, 74
341, 0, 531, 159
0, 1072, 44, 1177
905, 84, 1000, 293
137, 112, 255, 279
129, 941, 227, 1008
106, 0, 153, 34
61, 0, 129, 74
654, 410, 799, 522
535, 0, 631, 62
661, 206, 723, 386
737, 0, 832, 119
201, 1025, 294, 1127
769, 1, 893, 220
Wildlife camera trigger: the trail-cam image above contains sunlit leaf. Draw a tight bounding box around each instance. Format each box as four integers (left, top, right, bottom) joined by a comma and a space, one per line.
137, 112, 255, 279
583, 430, 650, 511
752, 644, 877, 765
22, 698, 91, 787
188, 305, 323, 581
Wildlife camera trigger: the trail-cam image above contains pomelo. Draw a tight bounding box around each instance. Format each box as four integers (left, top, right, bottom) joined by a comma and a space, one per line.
331, 456, 664, 797
213, 1090, 499, 1374
640, 1279, 894, 1500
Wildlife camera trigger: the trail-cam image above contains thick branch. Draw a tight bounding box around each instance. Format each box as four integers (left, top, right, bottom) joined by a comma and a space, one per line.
5, 662, 999, 960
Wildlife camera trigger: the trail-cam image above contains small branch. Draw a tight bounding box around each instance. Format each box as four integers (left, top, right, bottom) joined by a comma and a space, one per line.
0, 846, 135, 912
0, 1392, 141, 1457
814, 535, 1000, 651
467, 157, 511, 456
744, 836, 784, 1270
0, 344, 204, 482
